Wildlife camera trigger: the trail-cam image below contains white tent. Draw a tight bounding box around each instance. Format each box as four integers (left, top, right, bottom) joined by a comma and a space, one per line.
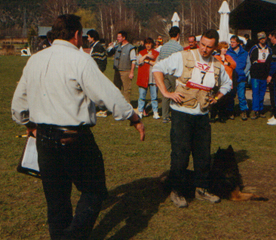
218, 1, 230, 42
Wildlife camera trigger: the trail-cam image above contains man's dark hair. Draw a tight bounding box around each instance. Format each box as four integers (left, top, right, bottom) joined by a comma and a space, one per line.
87, 29, 99, 41
52, 14, 82, 41
118, 31, 128, 40
244, 34, 249, 39
270, 30, 276, 38
46, 31, 53, 43
230, 35, 240, 43
189, 35, 196, 41
169, 26, 180, 38
201, 29, 219, 46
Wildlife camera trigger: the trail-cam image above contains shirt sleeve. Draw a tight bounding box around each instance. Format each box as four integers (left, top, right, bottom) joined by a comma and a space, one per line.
130, 49, 137, 63
219, 64, 232, 95
11, 65, 30, 125
81, 59, 134, 121
136, 53, 144, 66
244, 55, 251, 74
152, 52, 183, 77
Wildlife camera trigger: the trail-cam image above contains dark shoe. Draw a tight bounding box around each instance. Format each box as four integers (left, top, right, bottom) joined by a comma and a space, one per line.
170, 190, 188, 208
250, 111, 259, 120
228, 113, 235, 120
218, 117, 227, 123
162, 117, 171, 123
259, 112, 266, 118
209, 118, 216, 123
241, 111, 247, 121
195, 188, 221, 203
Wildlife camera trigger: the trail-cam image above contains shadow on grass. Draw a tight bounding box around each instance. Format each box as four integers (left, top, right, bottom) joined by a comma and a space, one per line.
90, 149, 250, 239
90, 171, 170, 240
234, 149, 250, 164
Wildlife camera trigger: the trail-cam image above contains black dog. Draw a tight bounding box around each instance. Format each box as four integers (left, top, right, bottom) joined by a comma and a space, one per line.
161, 145, 268, 201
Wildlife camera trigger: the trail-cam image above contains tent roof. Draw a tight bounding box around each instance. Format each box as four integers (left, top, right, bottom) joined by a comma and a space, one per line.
230, 0, 276, 32
38, 26, 94, 37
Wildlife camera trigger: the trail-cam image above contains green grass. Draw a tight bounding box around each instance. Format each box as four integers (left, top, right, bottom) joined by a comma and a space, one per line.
1, 55, 276, 240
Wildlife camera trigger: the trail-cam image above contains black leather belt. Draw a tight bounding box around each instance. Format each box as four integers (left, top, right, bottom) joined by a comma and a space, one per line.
37, 124, 91, 140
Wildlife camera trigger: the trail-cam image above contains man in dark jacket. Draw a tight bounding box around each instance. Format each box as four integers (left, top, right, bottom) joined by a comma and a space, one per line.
87, 29, 107, 73
227, 35, 251, 120
244, 34, 254, 52
267, 30, 276, 125
249, 31, 272, 119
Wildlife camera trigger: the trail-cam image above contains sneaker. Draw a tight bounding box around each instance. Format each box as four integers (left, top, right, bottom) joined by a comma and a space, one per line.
96, 110, 107, 117
250, 111, 259, 120
228, 114, 235, 120
162, 117, 171, 123
241, 111, 247, 121
268, 116, 275, 122
170, 190, 188, 208
195, 187, 221, 203
267, 118, 276, 125
153, 112, 160, 119
138, 112, 143, 119
259, 112, 266, 118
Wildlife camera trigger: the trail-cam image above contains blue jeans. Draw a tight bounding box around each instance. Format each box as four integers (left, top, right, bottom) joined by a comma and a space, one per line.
237, 81, 249, 111
251, 78, 267, 111
169, 110, 211, 192
227, 82, 249, 112
138, 84, 158, 113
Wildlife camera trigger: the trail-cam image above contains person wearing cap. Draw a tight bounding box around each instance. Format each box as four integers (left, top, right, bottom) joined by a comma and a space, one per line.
155, 37, 163, 52
249, 31, 272, 119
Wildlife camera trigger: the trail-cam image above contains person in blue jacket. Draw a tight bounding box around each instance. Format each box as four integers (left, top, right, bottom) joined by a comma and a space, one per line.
227, 35, 251, 120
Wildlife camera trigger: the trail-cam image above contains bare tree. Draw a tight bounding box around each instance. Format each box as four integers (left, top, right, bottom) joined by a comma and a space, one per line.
42, 0, 78, 25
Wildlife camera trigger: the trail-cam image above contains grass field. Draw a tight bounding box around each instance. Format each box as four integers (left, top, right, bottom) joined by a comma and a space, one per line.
1, 55, 276, 240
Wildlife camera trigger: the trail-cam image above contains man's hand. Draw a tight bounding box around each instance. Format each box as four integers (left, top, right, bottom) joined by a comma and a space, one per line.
267, 76, 272, 84
129, 113, 145, 141
163, 92, 184, 104
26, 127, 37, 137
209, 92, 223, 105
209, 97, 218, 105
129, 72, 134, 79
133, 122, 145, 141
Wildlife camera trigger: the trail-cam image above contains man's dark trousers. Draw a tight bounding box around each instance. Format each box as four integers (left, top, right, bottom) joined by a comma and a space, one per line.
169, 109, 211, 193
36, 125, 108, 240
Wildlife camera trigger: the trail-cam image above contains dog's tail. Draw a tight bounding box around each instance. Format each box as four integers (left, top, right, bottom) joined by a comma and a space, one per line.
230, 187, 269, 201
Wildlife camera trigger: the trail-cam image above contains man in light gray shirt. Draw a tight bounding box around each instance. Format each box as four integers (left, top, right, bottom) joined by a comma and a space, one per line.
12, 14, 144, 240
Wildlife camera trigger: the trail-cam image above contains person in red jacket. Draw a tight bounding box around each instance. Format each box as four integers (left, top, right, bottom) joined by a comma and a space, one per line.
136, 38, 160, 119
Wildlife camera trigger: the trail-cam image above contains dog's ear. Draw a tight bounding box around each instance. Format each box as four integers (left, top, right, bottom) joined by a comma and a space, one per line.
227, 145, 234, 152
